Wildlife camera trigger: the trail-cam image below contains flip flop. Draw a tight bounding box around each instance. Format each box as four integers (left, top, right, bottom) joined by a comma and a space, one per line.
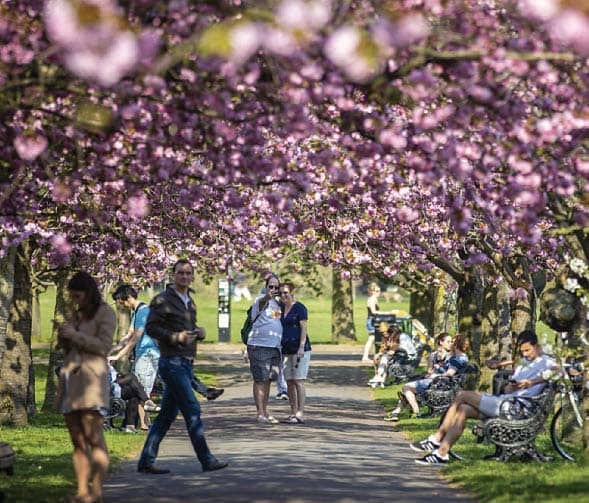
282, 416, 305, 424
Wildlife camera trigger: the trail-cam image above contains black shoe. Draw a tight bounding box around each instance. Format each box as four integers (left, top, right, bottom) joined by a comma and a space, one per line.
409, 439, 440, 453
206, 388, 225, 401
414, 452, 449, 466
202, 459, 228, 472
138, 465, 170, 475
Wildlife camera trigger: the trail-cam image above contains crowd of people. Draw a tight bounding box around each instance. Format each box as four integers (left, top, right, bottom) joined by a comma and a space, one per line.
54, 268, 562, 501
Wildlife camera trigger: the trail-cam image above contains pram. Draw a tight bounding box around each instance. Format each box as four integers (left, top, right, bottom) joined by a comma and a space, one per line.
104, 364, 126, 430
386, 342, 430, 384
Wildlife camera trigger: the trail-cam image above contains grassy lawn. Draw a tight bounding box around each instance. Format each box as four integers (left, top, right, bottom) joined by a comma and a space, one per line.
35, 281, 410, 345
0, 353, 218, 503
371, 383, 589, 503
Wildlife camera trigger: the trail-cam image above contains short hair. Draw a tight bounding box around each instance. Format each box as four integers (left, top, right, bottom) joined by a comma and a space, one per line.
435, 332, 451, 346
516, 330, 538, 347
67, 271, 102, 319
265, 273, 279, 287
453, 333, 470, 353
112, 284, 138, 301
280, 281, 295, 293
172, 259, 193, 273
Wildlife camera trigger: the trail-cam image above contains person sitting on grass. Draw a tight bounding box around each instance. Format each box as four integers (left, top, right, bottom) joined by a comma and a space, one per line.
384, 332, 466, 422
410, 330, 557, 466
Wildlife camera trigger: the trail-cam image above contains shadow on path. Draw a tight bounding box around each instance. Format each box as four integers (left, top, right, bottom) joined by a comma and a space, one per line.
103, 346, 475, 503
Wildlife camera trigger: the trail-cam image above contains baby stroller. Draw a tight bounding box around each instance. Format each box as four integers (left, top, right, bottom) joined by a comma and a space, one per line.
386, 341, 430, 384
104, 364, 126, 430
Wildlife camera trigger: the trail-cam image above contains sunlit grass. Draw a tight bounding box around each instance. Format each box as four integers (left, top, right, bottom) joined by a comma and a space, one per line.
0, 355, 219, 503
371, 383, 589, 502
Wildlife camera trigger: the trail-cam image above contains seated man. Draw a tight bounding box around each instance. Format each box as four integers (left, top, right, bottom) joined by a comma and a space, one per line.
384, 332, 465, 422
411, 330, 557, 465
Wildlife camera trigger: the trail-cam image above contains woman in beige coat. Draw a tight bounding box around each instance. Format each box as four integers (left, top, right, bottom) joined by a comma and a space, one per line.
57, 271, 115, 503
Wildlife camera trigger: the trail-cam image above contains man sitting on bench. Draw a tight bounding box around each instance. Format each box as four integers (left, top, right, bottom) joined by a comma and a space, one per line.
411, 330, 557, 465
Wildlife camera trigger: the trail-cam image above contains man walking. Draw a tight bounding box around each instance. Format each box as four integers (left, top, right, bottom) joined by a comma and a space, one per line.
137, 259, 228, 474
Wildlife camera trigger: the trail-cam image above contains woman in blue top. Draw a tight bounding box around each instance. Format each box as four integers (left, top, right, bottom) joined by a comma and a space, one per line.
279, 281, 311, 424
385, 333, 469, 422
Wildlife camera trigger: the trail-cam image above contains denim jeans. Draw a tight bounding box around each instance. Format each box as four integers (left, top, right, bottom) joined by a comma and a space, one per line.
138, 356, 216, 469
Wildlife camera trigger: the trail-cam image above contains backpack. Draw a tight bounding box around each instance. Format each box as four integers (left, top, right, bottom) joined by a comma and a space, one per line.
240, 305, 263, 345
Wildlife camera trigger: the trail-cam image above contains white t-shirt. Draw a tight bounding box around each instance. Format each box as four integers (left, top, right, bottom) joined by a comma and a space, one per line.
510, 354, 556, 398
248, 296, 283, 348
399, 333, 417, 358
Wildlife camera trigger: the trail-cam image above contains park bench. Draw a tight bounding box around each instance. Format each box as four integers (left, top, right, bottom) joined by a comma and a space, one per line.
471, 383, 556, 462
416, 363, 480, 417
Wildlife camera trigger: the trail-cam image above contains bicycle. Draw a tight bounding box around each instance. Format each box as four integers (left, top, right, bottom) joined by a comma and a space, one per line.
550, 359, 585, 461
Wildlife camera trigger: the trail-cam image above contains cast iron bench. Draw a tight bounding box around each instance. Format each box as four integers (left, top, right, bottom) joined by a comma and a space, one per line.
471, 383, 556, 461
416, 363, 480, 417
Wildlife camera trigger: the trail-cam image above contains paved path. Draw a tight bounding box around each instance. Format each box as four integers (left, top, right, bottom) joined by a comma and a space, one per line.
103, 345, 474, 503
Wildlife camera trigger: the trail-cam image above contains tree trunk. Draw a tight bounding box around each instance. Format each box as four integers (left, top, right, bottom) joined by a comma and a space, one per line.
478, 278, 511, 392
581, 344, 589, 461
331, 269, 355, 342
0, 241, 34, 425
0, 247, 16, 367
510, 287, 536, 336
115, 306, 130, 345
410, 288, 433, 334
42, 270, 68, 412
31, 289, 41, 341
431, 284, 448, 336
456, 271, 484, 337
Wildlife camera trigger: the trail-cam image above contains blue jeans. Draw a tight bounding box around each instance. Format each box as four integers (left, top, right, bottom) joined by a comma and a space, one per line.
138, 356, 216, 469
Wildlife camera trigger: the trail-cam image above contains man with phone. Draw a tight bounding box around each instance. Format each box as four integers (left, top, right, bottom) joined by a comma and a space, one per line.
137, 259, 228, 475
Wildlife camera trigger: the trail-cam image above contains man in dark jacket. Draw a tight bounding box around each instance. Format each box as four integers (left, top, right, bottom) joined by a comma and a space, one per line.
137, 259, 228, 474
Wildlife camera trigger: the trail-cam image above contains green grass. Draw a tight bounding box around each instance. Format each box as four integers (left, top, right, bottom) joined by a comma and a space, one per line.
34, 281, 410, 345
0, 357, 147, 503
371, 384, 589, 503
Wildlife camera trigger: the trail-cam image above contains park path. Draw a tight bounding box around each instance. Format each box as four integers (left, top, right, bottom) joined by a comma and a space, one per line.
102, 344, 475, 503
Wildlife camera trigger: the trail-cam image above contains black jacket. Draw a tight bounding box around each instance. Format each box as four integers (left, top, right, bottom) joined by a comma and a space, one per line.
146, 285, 198, 358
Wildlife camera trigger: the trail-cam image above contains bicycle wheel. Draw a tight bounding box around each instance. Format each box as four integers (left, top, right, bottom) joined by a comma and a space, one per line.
551, 400, 583, 461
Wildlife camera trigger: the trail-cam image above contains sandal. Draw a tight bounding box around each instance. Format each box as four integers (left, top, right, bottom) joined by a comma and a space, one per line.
282, 416, 305, 424
257, 415, 279, 424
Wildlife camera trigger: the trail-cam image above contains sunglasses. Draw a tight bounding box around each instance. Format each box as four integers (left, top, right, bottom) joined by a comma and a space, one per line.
268, 285, 279, 290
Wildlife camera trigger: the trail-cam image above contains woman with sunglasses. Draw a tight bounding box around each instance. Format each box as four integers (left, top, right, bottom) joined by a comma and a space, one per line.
246, 274, 283, 424
279, 282, 311, 424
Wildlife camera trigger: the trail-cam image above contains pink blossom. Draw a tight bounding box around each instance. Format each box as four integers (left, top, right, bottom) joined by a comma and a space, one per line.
550, 10, 589, 55
397, 206, 419, 223
127, 193, 150, 219
518, 0, 558, 21
66, 31, 139, 87
379, 129, 407, 149
389, 14, 429, 47
276, 0, 330, 30
575, 158, 589, 176
230, 23, 262, 63
467, 85, 493, 103
51, 234, 73, 255
325, 26, 360, 65
13, 134, 48, 161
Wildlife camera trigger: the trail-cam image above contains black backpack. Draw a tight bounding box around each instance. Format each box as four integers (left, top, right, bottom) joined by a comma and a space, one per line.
240, 305, 263, 344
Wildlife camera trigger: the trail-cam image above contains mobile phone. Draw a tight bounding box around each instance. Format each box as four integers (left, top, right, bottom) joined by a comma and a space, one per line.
188, 329, 205, 340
